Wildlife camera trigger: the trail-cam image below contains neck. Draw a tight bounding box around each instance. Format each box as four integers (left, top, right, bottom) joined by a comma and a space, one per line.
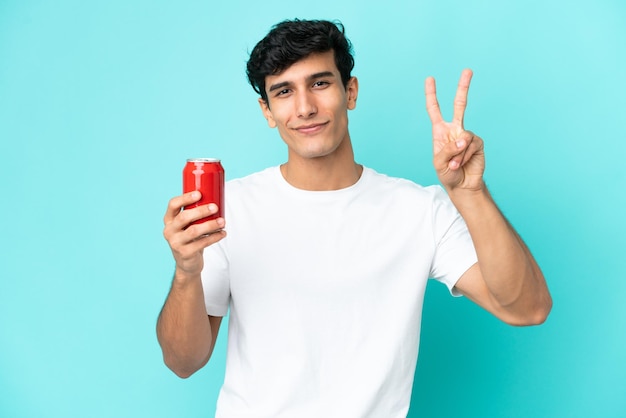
281, 160, 363, 191
281, 138, 362, 191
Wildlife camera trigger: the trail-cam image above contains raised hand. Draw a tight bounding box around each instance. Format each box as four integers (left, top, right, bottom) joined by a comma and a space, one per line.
425, 69, 485, 192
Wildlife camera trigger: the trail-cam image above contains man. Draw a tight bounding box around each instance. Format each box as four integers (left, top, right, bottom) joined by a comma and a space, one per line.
157, 19, 552, 417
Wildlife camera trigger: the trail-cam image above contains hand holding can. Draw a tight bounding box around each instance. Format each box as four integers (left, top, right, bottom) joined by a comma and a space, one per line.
182, 158, 224, 224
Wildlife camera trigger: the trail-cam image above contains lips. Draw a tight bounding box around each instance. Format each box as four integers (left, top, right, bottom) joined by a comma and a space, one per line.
293, 121, 328, 134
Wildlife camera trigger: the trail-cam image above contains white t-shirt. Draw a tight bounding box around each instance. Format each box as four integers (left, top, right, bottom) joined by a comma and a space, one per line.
201, 166, 477, 418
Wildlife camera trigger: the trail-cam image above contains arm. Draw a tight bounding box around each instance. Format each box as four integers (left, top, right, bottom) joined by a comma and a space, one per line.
156, 192, 227, 377
448, 187, 552, 325
425, 70, 552, 326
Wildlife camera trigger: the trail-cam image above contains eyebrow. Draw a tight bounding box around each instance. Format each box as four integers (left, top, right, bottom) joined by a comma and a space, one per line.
268, 71, 336, 93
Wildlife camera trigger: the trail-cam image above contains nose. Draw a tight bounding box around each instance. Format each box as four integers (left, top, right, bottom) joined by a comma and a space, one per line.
295, 91, 317, 118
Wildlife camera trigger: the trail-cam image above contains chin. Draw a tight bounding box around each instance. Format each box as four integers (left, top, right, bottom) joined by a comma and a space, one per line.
301, 148, 338, 160
306, 141, 344, 157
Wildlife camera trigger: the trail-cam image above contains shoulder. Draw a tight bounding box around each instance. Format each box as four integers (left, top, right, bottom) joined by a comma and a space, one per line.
362, 167, 446, 203
226, 166, 279, 192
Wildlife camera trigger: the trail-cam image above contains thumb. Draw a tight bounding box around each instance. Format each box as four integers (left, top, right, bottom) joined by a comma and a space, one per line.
434, 136, 469, 171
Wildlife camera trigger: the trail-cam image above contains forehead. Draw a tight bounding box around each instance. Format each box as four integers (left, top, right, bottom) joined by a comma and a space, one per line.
266, 51, 339, 84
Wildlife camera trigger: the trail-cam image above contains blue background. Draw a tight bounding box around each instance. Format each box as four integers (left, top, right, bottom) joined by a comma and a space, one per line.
1, 0, 625, 417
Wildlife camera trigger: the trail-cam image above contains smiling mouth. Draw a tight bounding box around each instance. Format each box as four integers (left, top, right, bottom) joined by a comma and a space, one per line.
294, 122, 328, 134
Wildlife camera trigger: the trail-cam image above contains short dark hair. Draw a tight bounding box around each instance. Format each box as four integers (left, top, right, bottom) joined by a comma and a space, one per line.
246, 19, 355, 103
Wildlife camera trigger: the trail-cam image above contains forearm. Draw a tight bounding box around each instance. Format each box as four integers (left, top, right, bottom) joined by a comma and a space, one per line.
449, 185, 552, 322
156, 270, 214, 378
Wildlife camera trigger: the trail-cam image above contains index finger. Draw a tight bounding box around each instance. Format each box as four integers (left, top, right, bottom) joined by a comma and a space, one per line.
164, 191, 201, 224
452, 69, 473, 127
424, 76, 443, 125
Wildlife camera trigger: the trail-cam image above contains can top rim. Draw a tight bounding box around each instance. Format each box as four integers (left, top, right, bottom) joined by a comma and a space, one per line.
186, 158, 221, 163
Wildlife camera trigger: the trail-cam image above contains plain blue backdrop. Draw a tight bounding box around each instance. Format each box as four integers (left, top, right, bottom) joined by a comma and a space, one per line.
1, 0, 625, 417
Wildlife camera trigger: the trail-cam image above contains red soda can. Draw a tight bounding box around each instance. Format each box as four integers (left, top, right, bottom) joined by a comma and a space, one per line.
182, 158, 224, 224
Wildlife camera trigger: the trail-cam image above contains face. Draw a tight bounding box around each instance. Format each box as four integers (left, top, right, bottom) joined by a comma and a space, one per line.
259, 51, 358, 163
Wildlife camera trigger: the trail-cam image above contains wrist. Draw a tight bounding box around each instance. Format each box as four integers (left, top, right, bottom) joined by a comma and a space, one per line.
173, 266, 203, 287
446, 183, 492, 215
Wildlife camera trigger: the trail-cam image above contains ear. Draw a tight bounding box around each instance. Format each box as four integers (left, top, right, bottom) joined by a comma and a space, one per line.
346, 76, 359, 110
258, 98, 277, 128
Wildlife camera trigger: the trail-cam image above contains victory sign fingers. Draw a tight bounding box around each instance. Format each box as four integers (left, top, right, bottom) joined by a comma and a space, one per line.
425, 69, 485, 191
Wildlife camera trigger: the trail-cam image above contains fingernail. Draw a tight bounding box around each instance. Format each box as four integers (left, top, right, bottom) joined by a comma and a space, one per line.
208, 203, 218, 212
192, 191, 201, 199
456, 140, 465, 148
216, 218, 225, 227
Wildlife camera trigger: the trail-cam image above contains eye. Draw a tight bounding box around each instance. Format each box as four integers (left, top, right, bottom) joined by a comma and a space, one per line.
312, 81, 330, 88
276, 88, 291, 97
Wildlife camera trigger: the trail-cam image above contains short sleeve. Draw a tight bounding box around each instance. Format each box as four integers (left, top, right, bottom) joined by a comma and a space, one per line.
428, 186, 478, 296
201, 240, 231, 316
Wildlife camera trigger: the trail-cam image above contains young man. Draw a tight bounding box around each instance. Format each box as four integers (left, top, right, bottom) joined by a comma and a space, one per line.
157, 19, 552, 417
